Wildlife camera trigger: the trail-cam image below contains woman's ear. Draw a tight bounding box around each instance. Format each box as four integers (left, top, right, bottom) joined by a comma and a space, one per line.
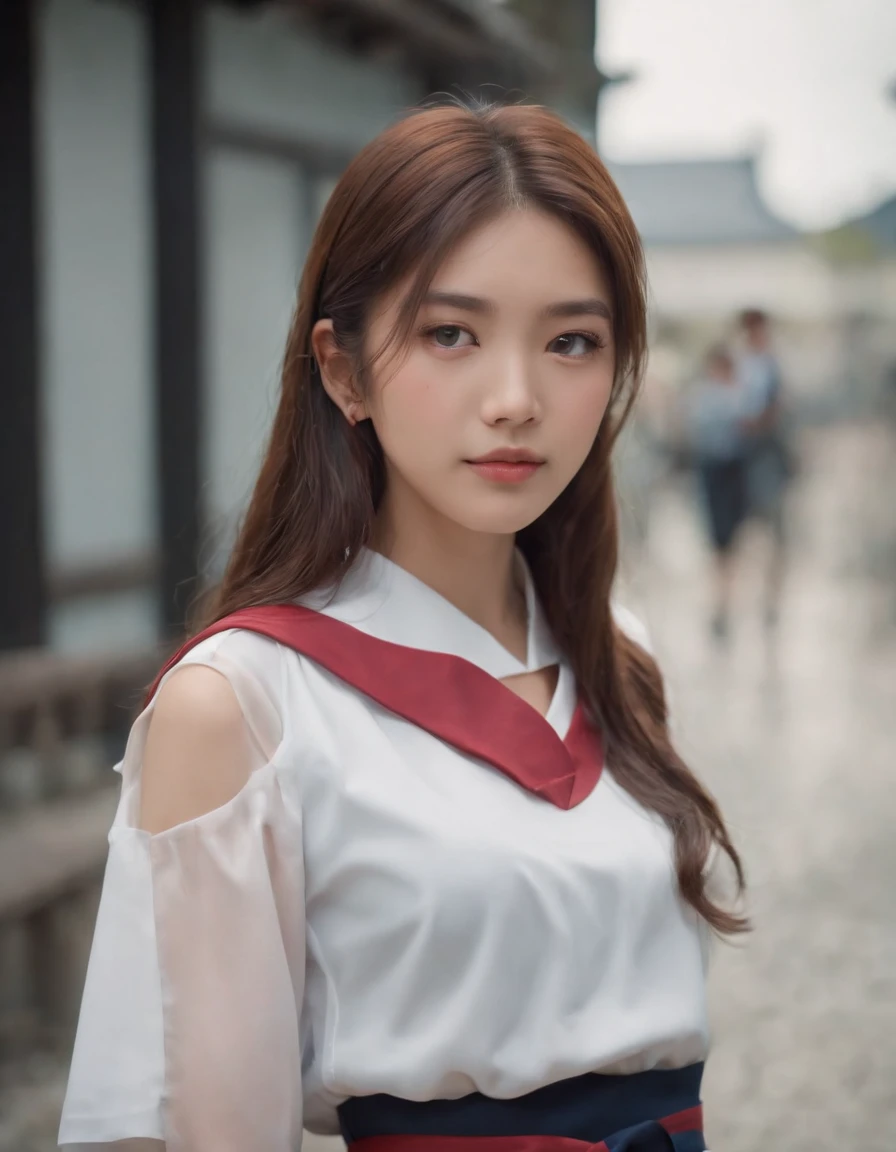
311, 319, 367, 426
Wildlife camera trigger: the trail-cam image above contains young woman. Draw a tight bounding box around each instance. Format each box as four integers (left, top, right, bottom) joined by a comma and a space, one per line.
59, 101, 745, 1152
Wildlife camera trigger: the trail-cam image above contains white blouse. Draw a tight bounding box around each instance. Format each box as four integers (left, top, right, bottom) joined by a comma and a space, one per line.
59, 549, 710, 1151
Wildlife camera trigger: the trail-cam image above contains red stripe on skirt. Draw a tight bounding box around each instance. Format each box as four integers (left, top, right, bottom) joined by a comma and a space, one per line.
346, 1104, 703, 1151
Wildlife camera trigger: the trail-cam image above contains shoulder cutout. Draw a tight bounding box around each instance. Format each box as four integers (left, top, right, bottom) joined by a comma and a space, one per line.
139, 664, 256, 835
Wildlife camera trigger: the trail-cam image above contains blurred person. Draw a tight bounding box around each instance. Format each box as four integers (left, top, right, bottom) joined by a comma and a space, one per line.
616, 345, 682, 554
58, 102, 745, 1152
737, 308, 795, 628
689, 345, 749, 641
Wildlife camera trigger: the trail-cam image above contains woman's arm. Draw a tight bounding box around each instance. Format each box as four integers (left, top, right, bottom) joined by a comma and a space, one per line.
59, 642, 305, 1152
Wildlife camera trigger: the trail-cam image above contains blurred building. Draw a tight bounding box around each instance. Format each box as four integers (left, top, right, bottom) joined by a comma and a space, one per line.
815, 192, 896, 417
2, 0, 560, 657
608, 152, 896, 425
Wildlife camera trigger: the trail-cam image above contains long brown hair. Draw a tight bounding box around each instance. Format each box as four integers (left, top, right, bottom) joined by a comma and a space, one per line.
204, 100, 746, 934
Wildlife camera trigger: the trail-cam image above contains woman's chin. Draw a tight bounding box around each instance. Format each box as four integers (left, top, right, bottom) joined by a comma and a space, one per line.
442, 498, 552, 538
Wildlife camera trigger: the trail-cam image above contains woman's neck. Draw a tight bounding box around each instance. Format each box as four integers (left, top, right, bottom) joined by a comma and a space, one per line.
370, 497, 528, 662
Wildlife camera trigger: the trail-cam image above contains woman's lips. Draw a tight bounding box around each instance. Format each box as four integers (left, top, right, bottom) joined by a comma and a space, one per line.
467, 460, 543, 483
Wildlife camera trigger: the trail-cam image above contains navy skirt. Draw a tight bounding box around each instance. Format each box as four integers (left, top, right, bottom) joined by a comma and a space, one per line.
338, 1064, 706, 1152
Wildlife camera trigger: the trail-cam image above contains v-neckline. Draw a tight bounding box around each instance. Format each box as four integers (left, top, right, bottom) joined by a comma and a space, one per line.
500, 663, 563, 727
300, 548, 562, 682
148, 607, 604, 810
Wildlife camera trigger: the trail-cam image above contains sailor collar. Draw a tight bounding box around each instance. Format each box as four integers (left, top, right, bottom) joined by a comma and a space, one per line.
147, 550, 604, 809
300, 548, 561, 679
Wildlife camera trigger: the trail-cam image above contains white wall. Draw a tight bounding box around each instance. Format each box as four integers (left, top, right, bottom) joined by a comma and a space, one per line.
643, 239, 896, 406
834, 258, 896, 407
203, 151, 307, 580
644, 241, 835, 323
34, 0, 428, 648
199, 5, 424, 572
204, 4, 423, 152
642, 240, 851, 401
37, 0, 157, 651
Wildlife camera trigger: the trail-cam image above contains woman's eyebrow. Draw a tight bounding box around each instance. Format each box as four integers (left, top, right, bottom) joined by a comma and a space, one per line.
542, 298, 613, 321
421, 291, 612, 323
421, 291, 496, 314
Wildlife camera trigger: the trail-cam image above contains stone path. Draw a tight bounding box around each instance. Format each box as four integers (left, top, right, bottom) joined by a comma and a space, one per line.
628, 422, 896, 1151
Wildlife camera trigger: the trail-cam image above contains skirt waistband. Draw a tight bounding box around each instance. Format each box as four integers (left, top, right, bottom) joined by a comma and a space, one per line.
338, 1064, 705, 1152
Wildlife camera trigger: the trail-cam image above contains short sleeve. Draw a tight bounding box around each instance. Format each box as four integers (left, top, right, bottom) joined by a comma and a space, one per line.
58, 632, 306, 1151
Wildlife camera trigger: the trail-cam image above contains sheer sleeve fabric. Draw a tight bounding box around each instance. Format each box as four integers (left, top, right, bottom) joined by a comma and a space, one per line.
58, 632, 306, 1151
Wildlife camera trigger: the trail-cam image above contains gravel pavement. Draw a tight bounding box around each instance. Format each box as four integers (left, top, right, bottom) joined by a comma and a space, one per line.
632, 422, 896, 1151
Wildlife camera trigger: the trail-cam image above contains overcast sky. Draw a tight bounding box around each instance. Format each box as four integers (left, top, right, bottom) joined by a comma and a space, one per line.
596, 0, 896, 229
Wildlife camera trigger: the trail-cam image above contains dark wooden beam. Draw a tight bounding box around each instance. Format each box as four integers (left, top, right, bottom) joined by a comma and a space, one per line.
0, 0, 45, 651
300, 0, 549, 92
149, 0, 203, 638
507, 0, 598, 117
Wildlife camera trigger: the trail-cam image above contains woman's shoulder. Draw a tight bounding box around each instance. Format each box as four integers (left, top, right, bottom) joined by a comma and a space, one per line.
140, 662, 256, 832
139, 626, 299, 796
154, 624, 300, 719
168, 624, 290, 681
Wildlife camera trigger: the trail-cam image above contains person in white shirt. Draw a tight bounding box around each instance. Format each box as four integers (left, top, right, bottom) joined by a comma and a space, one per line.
59, 101, 746, 1152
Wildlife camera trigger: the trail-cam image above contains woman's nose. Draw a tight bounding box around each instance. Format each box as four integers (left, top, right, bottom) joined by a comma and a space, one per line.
480, 356, 541, 426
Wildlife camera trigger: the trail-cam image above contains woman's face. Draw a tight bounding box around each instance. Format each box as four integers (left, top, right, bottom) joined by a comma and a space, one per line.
331, 208, 617, 539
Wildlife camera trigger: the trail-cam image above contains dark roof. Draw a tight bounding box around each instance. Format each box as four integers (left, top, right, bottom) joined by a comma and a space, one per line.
231, 0, 552, 92
605, 155, 799, 246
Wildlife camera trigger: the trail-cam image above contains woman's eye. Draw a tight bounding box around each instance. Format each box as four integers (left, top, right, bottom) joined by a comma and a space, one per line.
428, 325, 474, 349
549, 332, 601, 357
